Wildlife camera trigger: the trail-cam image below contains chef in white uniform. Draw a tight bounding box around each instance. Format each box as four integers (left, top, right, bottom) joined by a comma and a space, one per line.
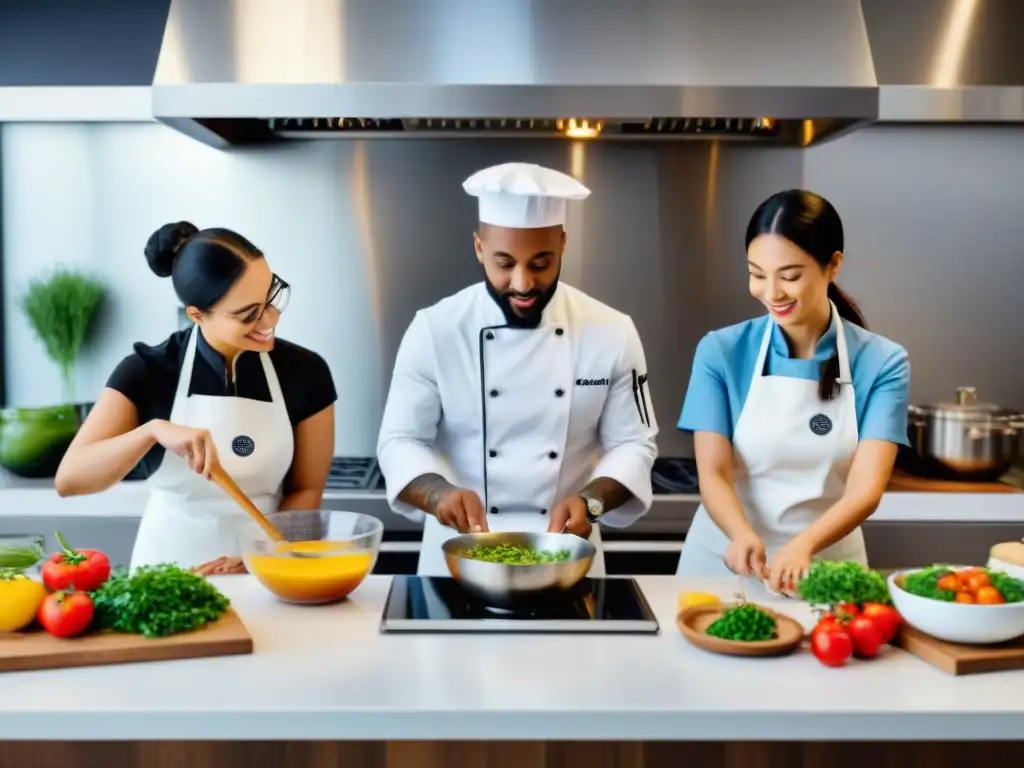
675, 190, 911, 594
55, 221, 337, 574
377, 162, 659, 577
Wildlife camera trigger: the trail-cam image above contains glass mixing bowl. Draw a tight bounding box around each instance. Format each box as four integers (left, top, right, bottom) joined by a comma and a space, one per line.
0, 533, 46, 574
241, 510, 383, 605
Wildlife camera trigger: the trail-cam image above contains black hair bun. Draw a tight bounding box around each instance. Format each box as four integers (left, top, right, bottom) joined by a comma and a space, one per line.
144, 221, 200, 278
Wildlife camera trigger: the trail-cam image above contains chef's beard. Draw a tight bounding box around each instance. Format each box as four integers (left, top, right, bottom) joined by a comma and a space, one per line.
482, 268, 560, 329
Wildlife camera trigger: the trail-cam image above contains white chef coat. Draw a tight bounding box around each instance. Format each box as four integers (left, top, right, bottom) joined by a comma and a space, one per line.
677, 302, 867, 583
377, 282, 659, 576
130, 326, 295, 570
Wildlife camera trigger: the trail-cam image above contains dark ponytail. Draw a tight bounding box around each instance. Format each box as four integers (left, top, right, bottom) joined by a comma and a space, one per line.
745, 189, 865, 402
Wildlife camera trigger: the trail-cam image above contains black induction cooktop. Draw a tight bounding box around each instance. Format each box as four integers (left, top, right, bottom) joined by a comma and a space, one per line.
379, 576, 660, 634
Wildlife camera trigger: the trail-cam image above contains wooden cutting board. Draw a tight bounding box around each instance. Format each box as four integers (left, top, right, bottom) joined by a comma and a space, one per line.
886, 469, 1021, 493
0, 609, 253, 673
897, 624, 1024, 675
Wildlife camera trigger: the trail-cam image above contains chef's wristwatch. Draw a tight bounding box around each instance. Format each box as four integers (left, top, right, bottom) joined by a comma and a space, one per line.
578, 492, 604, 524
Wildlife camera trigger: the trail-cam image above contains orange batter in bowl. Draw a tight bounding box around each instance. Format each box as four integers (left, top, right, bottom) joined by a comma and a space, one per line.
245, 540, 374, 604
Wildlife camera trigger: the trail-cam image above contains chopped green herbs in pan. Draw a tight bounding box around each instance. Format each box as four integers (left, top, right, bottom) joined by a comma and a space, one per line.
463, 544, 571, 565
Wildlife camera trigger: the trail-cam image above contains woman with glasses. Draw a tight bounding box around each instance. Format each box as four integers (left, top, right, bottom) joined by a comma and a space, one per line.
55, 222, 337, 575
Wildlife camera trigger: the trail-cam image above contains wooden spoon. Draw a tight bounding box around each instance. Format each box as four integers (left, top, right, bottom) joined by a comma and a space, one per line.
208, 464, 285, 542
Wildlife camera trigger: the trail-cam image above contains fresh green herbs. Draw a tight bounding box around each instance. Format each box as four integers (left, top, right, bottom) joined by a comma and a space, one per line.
796, 560, 891, 607
705, 601, 778, 642
900, 565, 956, 601
90, 564, 230, 638
989, 570, 1024, 603
20, 267, 105, 402
463, 544, 571, 565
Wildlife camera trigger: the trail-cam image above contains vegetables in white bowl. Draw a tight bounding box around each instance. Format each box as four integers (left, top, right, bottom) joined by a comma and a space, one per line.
888, 565, 1024, 645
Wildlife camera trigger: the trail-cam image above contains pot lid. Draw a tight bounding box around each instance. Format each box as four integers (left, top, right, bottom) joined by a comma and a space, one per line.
937, 387, 1002, 412
911, 386, 1007, 418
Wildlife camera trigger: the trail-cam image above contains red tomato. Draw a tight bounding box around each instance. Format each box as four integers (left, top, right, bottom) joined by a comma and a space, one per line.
976, 586, 1005, 605
41, 532, 110, 593
846, 615, 885, 658
936, 574, 959, 592
813, 613, 838, 629
967, 572, 991, 591
860, 603, 902, 643
37, 592, 94, 638
833, 602, 860, 618
810, 622, 854, 667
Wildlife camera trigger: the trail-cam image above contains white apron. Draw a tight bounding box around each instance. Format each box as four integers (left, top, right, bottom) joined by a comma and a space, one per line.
130, 327, 295, 571
415, 288, 606, 578
677, 303, 867, 583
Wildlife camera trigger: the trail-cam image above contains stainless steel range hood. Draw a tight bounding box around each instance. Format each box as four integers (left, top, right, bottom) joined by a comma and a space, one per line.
150, 0, 879, 148
861, 0, 1024, 123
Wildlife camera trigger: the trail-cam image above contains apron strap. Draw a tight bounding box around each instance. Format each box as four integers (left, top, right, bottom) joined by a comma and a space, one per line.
830, 300, 853, 385
259, 352, 285, 404
753, 316, 774, 378
170, 326, 199, 418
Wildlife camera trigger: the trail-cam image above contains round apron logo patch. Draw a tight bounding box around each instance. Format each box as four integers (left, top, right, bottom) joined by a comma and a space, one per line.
809, 414, 833, 436
232, 435, 256, 457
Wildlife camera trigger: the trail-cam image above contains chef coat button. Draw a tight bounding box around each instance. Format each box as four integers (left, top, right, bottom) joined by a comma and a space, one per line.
488, 449, 497, 458
555, 327, 564, 336
485, 331, 494, 340
489, 388, 499, 397
555, 388, 564, 397
548, 451, 558, 459
541, 508, 547, 515
490, 506, 498, 514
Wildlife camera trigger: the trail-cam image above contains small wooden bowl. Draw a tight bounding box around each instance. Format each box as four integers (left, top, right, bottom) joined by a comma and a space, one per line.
677, 603, 805, 658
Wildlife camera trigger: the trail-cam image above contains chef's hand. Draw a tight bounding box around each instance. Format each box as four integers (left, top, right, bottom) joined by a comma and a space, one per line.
766, 537, 814, 594
191, 557, 247, 576
150, 419, 219, 477
547, 495, 592, 538
723, 534, 768, 579
434, 488, 488, 533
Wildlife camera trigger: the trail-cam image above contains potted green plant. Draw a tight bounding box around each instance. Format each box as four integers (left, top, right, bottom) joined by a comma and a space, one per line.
0, 267, 105, 478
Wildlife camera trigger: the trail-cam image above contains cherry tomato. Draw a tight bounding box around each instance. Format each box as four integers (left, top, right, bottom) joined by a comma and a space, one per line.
976, 586, 1005, 605
810, 622, 854, 667
954, 590, 975, 604
860, 603, 902, 643
936, 574, 959, 592
847, 615, 885, 658
967, 572, 991, 592
37, 591, 94, 638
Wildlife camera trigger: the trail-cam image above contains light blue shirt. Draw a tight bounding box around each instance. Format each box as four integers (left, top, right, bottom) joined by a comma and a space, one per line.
677, 314, 911, 446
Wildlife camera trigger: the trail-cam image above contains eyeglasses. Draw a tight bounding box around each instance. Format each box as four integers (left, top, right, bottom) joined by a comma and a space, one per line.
238, 274, 290, 324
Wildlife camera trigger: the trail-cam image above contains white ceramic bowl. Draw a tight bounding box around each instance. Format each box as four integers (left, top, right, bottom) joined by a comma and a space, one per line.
888, 566, 1024, 645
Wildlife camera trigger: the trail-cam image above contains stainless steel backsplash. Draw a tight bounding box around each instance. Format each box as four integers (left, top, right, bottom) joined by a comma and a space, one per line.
3, 123, 1024, 456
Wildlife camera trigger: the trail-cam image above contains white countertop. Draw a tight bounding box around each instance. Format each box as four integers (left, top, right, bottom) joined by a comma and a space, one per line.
1, 575, 1021, 742
2, 471, 1024, 523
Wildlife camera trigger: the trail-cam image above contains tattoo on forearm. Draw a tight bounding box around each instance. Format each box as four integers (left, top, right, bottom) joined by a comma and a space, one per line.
398, 473, 455, 516
579, 477, 634, 512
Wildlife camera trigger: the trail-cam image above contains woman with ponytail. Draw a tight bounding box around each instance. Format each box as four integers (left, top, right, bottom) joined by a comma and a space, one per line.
676, 190, 910, 594
55, 222, 337, 575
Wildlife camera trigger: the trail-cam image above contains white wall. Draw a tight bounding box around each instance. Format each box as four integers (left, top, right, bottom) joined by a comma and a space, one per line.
1, 122, 385, 454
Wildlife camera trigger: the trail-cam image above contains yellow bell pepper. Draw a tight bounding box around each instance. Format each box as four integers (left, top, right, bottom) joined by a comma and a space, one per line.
0, 571, 46, 632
